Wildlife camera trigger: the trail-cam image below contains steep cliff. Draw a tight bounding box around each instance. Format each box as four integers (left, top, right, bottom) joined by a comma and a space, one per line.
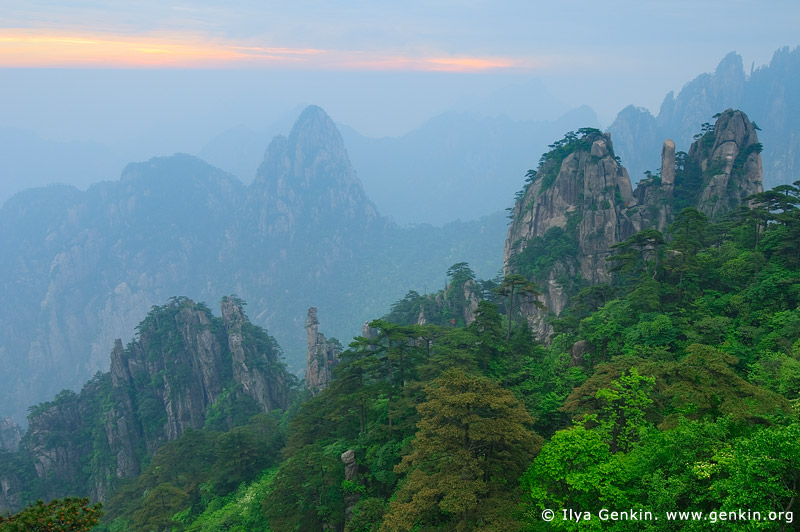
305, 307, 340, 395
505, 111, 762, 338
504, 129, 640, 334
634, 109, 763, 221
2, 296, 292, 512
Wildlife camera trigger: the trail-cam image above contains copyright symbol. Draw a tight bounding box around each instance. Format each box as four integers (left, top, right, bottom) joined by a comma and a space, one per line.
542, 509, 555, 521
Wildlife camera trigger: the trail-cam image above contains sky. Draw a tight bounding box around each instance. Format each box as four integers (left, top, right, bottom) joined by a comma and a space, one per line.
1, 0, 799, 174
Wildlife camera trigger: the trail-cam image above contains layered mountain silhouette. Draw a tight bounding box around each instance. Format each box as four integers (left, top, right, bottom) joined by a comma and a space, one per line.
0, 106, 506, 424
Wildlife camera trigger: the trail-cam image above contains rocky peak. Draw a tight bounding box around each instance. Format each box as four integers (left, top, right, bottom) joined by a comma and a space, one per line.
505, 111, 763, 340
10, 296, 292, 510
504, 129, 640, 334
305, 307, 339, 395
690, 109, 763, 218
287, 105, 350, 171
247, 105, 380, 242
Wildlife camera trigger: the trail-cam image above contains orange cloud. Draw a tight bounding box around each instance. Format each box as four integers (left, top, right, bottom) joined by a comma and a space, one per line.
0, 30, 325, 68
0, 29, 531, 72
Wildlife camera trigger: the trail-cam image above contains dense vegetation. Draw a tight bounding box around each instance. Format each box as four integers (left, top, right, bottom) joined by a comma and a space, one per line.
4, 149, 800, 529
3, 180, 772, 530
0, 497, 102, 532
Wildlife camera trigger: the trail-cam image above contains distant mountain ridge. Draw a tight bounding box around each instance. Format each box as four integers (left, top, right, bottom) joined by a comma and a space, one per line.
0, 106, 507, 425
609, 46, 800, 189
340, 106, 601, 225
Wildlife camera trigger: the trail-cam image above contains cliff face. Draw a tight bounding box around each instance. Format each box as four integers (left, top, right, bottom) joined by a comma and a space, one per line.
505, 111, 762, 338
305, 307, 340, 395
504, 131, 640, 332
0, 419, 22, 452
690, 110, 763, 218
4, 297, 292, 511
634, 109, 763, 221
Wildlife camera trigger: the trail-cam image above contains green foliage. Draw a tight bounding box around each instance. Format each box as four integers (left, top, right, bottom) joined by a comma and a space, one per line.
0, 497, 102, 532
381, 369, 541, 531
263, 444, 345, 532
509, 227, 579, 280
595, 368, 655, 452
101, 412, 285, 531
183, 470, 276, 532
517, 128, 609, 196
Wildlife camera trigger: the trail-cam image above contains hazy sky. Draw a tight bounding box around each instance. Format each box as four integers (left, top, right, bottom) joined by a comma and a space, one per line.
1, 1, 799, 153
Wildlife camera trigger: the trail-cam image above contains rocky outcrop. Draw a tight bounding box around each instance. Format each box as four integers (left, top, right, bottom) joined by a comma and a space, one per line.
0, 418, 22, 452
504, 130, 640, 335
460, 280, 481, 325
505, 111, 762, 339
609, 47, 799, 191
305, 307, 340, 395
221, 296, 290, 412
361, 321, 380, 341
690, 109, 763, 218
3, 296, 292, 511
633, 139, 677, 231
341, 449, 360, 526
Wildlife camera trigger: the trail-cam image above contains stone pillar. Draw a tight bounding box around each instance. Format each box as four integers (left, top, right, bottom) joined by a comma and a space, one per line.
661, 139, 676, 185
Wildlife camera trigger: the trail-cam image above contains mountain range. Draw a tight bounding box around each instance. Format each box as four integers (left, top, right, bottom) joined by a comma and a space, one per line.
0, 106, 506, 425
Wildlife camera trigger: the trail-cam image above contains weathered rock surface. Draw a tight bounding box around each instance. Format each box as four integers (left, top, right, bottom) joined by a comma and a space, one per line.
0, 418, 22, 452
222, 296, 290, 412
341, 449, 360, 526
691, 110, 763, 218
504, 131, 641, 334
3, 297, 292, 511
633, 139, 677, 231
305, 307, 340, 395
505, 111, 762, 339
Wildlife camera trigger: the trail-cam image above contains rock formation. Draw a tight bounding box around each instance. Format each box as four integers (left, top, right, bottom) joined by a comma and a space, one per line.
305, 307, 340, 395
341, 449, 360, 526
504, 130, 640, 335
609, 47, 799, 191
691, 110, 763, 218
2, 296, 292, 511
634, 139, 677, 231
0, 418, 22, 452
221, 296, 290, 412
505, 111, 763, 339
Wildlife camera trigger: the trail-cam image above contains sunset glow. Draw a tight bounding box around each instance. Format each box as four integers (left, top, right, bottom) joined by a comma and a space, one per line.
0, 29, 528, 72
0, 30, 325, 67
